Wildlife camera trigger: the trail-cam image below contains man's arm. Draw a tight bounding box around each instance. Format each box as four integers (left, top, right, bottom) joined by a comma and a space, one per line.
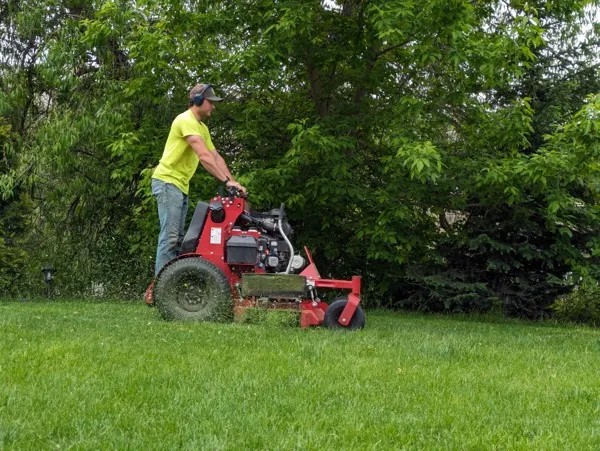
186, 135, 228, 182
213, 150, 234, 181
214, 150, 247, 194
186, 135, 247, 193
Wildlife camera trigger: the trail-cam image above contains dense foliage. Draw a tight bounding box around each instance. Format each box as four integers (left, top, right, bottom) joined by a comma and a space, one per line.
1, 0, 599, 318
552, 281, 600, 326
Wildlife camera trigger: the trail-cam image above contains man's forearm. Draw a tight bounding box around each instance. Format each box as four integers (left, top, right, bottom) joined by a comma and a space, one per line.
198, 152, 228, 182
187, 137, 228, 182
214, 152, 234, 181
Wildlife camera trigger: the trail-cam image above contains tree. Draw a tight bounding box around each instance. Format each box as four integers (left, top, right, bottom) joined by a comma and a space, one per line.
1, 0, 599, 317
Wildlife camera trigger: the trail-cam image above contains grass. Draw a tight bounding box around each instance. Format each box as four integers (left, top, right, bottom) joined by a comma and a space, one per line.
1, 300, 599, 450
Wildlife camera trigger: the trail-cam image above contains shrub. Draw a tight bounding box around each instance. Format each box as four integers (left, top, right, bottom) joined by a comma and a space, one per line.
551, 282, 600, 327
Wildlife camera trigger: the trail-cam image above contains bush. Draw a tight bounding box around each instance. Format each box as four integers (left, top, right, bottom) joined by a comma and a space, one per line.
551, 282, 600, 327
0, 237, 29, 296
0, 196, 32, 297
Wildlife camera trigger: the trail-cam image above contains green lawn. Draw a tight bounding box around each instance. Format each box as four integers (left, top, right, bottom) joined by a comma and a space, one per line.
1, 300, 599, 450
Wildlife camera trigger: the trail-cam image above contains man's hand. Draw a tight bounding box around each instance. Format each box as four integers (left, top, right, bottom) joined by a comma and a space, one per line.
226, 179, 247, 195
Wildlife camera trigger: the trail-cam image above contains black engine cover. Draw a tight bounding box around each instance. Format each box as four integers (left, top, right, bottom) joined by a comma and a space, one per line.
226, 236, 258, 265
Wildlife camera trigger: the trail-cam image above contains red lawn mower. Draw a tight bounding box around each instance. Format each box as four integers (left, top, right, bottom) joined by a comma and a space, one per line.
145, 188, 365, 329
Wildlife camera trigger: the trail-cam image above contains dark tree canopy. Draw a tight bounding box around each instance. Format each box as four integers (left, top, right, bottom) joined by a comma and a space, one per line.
1, 0, 599, 318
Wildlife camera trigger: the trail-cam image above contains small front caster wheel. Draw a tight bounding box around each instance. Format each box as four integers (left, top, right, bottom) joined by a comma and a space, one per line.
323, 298, 366, 330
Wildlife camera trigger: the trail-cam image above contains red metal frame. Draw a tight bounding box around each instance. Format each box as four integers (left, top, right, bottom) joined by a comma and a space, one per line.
149, 194, 363, 328
300, 247, 361, 326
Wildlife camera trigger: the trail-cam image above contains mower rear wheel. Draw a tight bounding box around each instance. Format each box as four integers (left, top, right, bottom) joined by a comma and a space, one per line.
324, 297, 366, 330
154, 257, 232, 322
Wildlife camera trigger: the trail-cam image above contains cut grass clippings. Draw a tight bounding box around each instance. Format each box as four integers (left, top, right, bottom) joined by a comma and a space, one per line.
1, 300, 599, 449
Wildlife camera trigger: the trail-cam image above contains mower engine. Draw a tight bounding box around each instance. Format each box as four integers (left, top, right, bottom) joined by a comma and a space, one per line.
227, 208, 305, 273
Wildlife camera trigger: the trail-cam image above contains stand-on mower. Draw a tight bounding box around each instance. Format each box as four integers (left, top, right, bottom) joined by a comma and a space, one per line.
145, 188, 365, 329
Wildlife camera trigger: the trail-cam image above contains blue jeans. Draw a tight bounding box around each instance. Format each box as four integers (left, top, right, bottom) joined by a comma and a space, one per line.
152, 179, 188, 274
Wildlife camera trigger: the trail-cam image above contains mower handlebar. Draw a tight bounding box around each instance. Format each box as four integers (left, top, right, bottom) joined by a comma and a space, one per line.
225, 186, 248, 199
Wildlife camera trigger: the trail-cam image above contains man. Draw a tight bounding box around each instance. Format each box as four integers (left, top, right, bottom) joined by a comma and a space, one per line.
151, 83, 246, 274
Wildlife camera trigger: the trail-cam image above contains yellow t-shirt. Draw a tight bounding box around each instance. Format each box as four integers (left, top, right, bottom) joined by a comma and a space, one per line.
152, 109, 216, 194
